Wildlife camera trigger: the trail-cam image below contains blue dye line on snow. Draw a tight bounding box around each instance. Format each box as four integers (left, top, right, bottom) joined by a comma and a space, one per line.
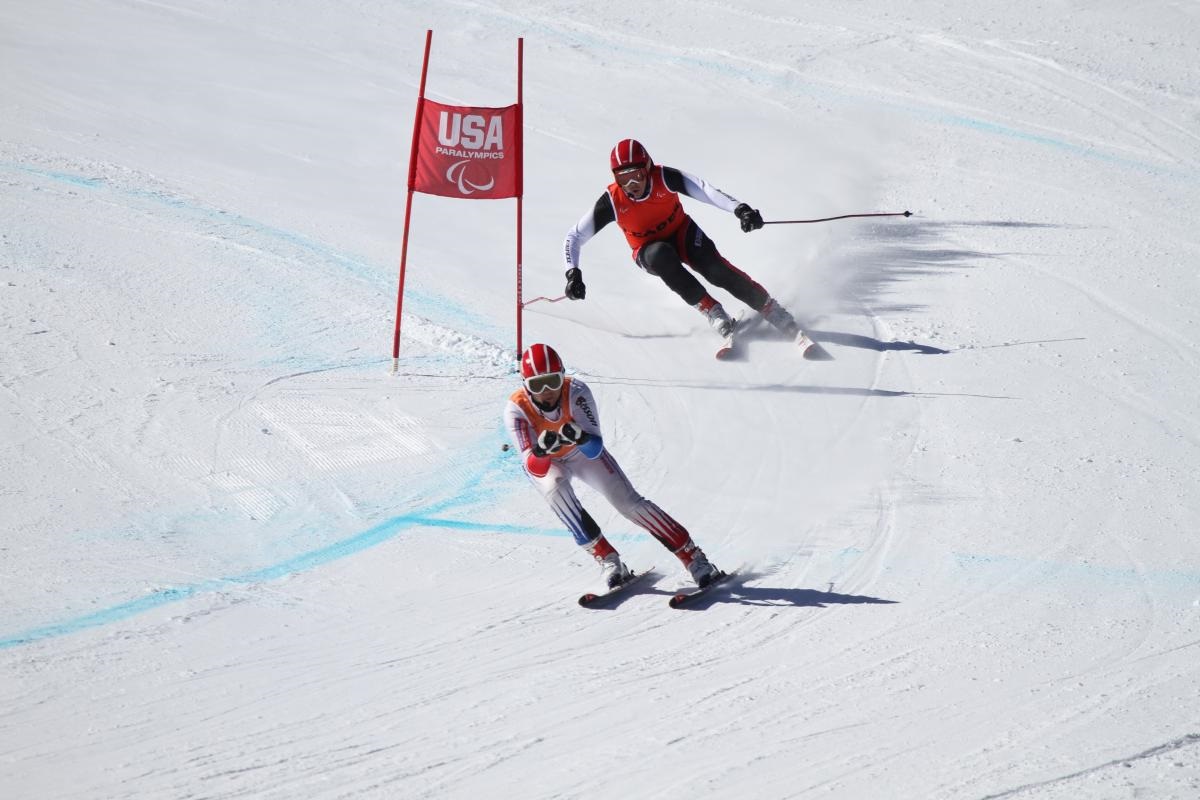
0, 510, 570, 650
0, 410, 647, 649
0, 161, 503, 340
473, 10, 1193, 181
7, 29, 1186, 648
0, 162, 526, 648
951, 551, 1200, 589
831, 545, 1200, 588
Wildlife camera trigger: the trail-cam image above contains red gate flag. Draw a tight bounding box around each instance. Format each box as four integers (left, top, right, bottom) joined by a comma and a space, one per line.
412, 100, 520, 199
394, 32, 526, 372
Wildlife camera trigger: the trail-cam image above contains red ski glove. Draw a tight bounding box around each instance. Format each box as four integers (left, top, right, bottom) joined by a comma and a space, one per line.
525, 450, 552, 478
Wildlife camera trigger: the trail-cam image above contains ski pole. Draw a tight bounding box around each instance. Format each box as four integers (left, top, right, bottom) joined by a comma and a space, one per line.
763, 210, 912, 225
523, 294, 567, 306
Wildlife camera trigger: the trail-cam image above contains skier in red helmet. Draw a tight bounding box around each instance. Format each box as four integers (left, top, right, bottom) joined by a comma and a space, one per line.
563, 138, 815, 353
503, 342, 722, 591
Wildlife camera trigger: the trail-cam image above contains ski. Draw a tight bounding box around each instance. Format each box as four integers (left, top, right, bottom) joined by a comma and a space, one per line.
715, 312, 832, 361
668, 569, 738, 609
715, 312, 746, 360
797, 332, 834, 361
578, 567, 655, 608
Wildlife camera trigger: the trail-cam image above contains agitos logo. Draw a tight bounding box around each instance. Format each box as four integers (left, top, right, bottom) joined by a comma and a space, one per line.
445, 160, 495, 195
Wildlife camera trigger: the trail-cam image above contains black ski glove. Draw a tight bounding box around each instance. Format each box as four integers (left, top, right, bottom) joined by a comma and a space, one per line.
564, 267, 586, 300
735, 203, 764, 233
533, 429, 562, 457
559, 421, 586, 444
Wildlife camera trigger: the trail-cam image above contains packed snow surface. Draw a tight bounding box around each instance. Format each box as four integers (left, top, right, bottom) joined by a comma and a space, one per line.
2, 1, 1198, 798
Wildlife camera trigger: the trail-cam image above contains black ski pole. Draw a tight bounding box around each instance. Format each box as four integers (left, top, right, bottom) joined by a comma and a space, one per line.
763, 210, 912, 225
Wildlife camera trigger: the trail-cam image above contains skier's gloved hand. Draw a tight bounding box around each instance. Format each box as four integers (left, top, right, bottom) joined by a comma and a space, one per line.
559, 422, 586, 444
524, 451, 552, 478
735, 203, 764, 233
564, 267, 586, 300
533, 429, 562, 456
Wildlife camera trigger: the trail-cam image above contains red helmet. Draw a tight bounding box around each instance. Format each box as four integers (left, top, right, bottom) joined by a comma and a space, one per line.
520, 343, 564, 392
610, 138, 652, 172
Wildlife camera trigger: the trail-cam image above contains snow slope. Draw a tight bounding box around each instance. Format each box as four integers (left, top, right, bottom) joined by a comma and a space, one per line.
2, 1, 1198, 798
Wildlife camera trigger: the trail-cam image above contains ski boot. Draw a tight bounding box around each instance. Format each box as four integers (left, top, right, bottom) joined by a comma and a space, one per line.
695, 296, 735, 338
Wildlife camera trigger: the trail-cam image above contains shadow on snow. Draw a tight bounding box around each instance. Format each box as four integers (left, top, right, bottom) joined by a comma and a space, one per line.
580, 569, 899, 612
669, 584, 899, 612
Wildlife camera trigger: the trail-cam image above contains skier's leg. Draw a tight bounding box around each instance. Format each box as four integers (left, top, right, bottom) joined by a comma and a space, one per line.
682, 221, 801, 337
526, 463, 627, 578
638, 240, 734, 336
574, 451, 717, 582
636, 241, 706, 305
681, 222, 768, 306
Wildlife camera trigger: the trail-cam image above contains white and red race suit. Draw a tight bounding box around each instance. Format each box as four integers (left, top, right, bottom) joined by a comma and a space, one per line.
503, 376, 693, 553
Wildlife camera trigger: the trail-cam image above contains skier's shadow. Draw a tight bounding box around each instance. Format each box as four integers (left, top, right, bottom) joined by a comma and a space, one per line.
739, 323, 948, 356
663, 574, 898, 612
582, 573, 898, 611
808, 329, 949, 355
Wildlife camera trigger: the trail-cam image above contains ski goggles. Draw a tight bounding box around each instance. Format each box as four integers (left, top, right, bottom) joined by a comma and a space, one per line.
524, 372, 563, 393
613, 165, 648, 185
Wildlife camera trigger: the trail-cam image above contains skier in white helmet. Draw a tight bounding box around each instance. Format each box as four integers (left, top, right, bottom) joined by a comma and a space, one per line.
503, 342, 722, 590
562, 137, 812, 348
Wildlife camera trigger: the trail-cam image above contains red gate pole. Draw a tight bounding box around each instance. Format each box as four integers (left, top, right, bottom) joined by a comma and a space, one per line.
392, 29, 433, 374
514, 37, 525, 362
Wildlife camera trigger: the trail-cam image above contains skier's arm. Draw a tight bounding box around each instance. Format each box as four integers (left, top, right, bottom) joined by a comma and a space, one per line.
503, 400, 554, 477
666, 167, 764, 232
663, 167, 741, 214
563, 194, 616, 271
561, 424, 602, 459
559, 381, 604, 459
